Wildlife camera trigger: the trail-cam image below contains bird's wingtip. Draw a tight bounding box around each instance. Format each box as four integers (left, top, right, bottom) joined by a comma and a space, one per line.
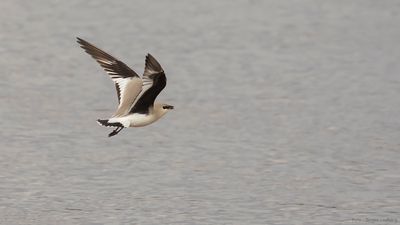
145, 53, 163, 72
76, 37, 83, 44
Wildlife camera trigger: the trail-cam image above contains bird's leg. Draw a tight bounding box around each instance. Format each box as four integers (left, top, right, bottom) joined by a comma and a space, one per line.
108, 126, 124, 137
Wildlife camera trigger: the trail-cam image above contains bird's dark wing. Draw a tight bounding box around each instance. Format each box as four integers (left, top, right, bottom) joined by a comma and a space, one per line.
130, 54, 166, 114
77, 37, 140, 80
77, 37, 143, 116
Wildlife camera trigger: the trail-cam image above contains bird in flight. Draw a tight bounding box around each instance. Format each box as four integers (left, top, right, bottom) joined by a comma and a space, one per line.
77, 37, 173, 137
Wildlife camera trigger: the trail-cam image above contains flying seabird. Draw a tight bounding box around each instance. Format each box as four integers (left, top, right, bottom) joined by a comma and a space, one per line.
77, 37, 173, 137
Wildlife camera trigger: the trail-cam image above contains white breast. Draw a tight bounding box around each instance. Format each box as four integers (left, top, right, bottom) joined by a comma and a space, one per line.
109, 113, 157, 127
130, 113, 159, 127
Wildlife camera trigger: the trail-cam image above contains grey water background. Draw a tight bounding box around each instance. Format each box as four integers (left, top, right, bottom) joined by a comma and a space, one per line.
1, 0, 399, 224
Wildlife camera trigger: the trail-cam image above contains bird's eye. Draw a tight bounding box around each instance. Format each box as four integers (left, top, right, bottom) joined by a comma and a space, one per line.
163, 105, 174, 109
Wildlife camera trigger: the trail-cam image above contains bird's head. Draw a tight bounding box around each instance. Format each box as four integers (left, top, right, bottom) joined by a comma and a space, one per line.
154, 103, 174, 117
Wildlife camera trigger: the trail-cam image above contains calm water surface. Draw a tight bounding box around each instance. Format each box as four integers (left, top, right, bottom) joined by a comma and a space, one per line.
0, 1, 399, 224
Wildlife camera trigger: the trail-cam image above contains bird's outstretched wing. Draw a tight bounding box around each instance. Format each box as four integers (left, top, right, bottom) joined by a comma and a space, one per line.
77, 37, 143, 117
130, 54, 166, 114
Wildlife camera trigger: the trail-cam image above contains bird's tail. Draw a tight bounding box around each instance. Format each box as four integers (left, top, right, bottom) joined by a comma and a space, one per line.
96, 119, 123, 128
97, 119, 124, 137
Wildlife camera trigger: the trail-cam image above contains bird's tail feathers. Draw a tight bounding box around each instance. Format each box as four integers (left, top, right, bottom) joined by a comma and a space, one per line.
96, 119, 123, 128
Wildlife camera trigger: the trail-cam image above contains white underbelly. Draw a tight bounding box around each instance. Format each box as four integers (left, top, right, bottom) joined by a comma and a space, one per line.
109, 113, 158, 127
129, 113, 158, 127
